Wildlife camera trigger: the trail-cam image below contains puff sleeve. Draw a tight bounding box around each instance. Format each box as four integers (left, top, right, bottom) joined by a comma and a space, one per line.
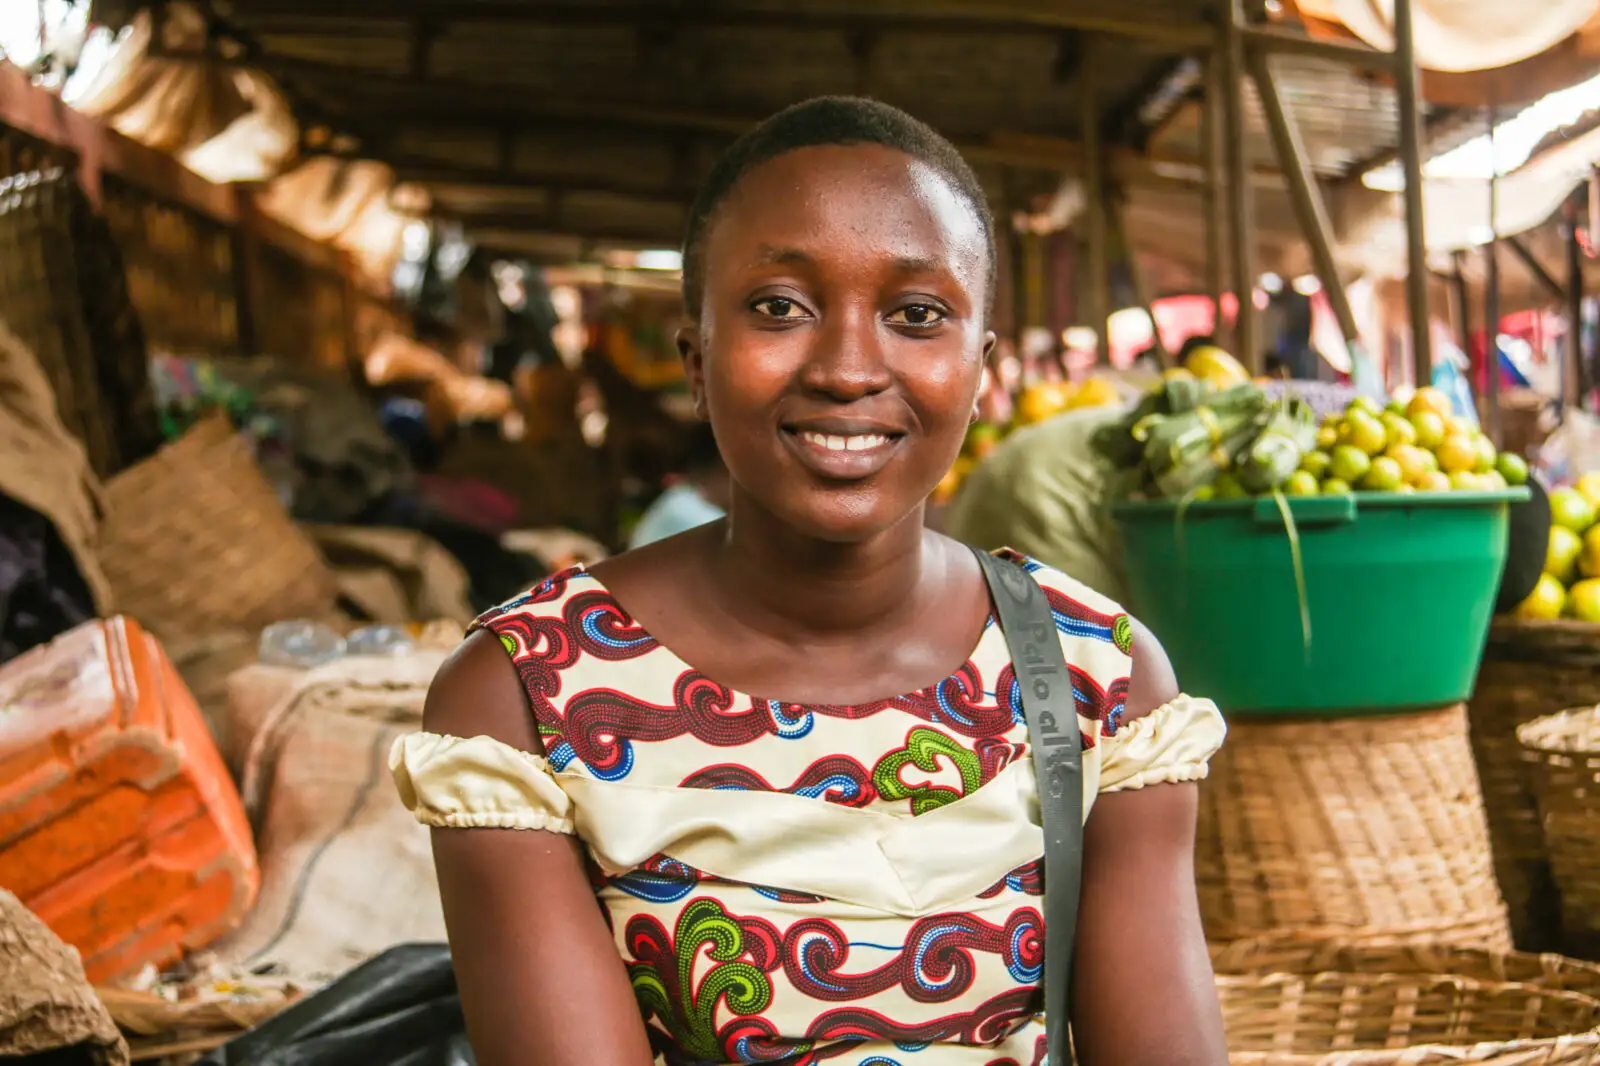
390, 732, 575, 833
1098, 694, 1226, 794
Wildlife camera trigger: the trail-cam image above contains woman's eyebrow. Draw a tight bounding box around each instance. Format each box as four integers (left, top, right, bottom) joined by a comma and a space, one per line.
754, 244, 812, 267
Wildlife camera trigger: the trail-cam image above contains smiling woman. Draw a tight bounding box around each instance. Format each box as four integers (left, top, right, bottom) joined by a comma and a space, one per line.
391, 97, 1229, 1066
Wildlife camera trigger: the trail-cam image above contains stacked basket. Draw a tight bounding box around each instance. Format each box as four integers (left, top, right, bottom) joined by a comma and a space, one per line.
1519, 705, 1600, 961
1471, 621, 1600, 952
1212, 939, 1600, 1064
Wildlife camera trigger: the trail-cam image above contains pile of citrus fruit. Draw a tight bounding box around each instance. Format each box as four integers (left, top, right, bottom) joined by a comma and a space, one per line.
1512, 472, 1600, 623
1235, 386, 1528, 499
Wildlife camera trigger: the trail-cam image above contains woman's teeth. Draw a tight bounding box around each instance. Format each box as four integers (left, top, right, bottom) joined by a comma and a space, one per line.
800, 431, 890, 452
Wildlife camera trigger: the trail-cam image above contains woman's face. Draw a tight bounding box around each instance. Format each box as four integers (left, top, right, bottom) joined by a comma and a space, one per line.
683, 143, 994, 543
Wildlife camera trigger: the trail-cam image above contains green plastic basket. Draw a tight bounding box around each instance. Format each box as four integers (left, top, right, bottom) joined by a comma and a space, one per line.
1113, 489, 1527, 716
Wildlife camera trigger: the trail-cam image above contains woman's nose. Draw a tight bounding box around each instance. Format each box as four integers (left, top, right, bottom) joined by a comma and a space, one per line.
799, 306, 892, 401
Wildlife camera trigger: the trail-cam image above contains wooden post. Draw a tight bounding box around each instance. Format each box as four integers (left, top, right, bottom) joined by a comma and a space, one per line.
1394, 0, 1433, 384
1203, 53, 1228, 341
1484, 105, 1502, 443
1080, 39, 1110, 364
1568, 190, 1588, 410
1451, 250, 1471, 356
1222, 0, 1257, 370
1247, 50, 1359, 348
1112, 193, 1169, 366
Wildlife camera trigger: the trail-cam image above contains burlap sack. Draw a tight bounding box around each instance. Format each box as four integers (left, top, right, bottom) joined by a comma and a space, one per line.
0, 889, 127, 1065
0, 321, 112, 613
206, 650, 451, 983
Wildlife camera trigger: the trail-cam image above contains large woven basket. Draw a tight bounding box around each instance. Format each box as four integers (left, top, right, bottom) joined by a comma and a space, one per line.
1520, 706, 1600, 961
1211, 938, 1600, 1064
96, 411, 338, 639
1197, 703, 1511, 951
1472, 620, 1600, 951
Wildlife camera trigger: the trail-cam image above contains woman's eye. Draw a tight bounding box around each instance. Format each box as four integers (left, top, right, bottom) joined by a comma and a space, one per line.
887, 304, 945, 327
752, 297, 805, 319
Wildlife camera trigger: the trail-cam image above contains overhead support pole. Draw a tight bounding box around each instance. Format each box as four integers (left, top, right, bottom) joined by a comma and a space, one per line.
1111, 193, 1170, 368
1484, 103, 1502, 444
1222, 0, 1258, 370
1203, 53, 1227, 337
1394, 0, 1433, 385
1567, 190, 1588, 410
1239, 24, 1397, 72
1080, 36, 1110, 364
1246, 49, 1359, 347
1504, 237, 1566, 304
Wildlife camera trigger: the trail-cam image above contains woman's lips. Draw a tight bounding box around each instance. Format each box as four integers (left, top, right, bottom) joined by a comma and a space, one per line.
781, 427, 904, 480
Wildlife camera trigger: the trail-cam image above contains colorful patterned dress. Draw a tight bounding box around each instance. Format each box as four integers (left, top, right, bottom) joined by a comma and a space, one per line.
390, 552, 1225, 1066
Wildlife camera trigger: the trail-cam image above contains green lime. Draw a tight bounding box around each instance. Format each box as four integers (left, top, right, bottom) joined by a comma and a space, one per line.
1550, 487, 1597, 531
1381, 412, 1418, 449
1328, 444, 1372, 484
1320, 477, 1353, 495
1339, 410, 1388, 455
1315, 425, 1338, 451
1409, 410, 1446, 450
1348, 395, 1384, 418
1284, 470, 1319, 496
1299, 449, 1332, 479
1473, 434, 1498, 475
1213, 471, 1247, 499
1449, 470, 1484, 491
1361, 455, 1406, 492
1495, 452, 1529, 487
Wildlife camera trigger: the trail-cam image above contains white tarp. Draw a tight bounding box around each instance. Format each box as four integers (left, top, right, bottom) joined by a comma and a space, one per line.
1297, 0, 1599, 73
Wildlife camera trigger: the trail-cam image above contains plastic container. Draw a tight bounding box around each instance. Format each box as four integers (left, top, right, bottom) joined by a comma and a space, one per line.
0, 617, 259, 983
1113, 489, 1526, 716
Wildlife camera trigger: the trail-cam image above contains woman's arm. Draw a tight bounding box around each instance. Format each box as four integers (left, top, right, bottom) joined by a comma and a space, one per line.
1069, 619, 1228, 1066
424, 631, 656, 1066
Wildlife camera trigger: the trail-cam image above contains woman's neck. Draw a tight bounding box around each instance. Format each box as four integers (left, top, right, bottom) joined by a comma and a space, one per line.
709, 493, 935, 639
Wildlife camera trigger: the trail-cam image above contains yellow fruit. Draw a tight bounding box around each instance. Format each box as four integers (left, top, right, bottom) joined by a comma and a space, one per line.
1580, 524, 1600, 579
1446, 414, 1477, 438
1567, 578, 1600, 622
1328, 445, 1371, 485
1416, 471, 1452, 492
1315, 425, 1338, 451
1285, 470, 1320, 496
1483, 470, 1509, 490
932, 466, 964, 505
1551, 487, 1598, 533
1339, 411, 1388, 456
1473, 434, 1498, 475
1386, 443, 1431, 486
1321, 477, 1352, 495
1409, 410, 1446, 450
1066, 376, 1121, 410
1184, 345, 1250, 389
1449, 471, 1484, 491
1561, 582, 1600, 624
1514, 573, 1567, 621
1576, 471, 1600, 509
1436, 435, 1479, 474
1347, 395, 1384, 418
1300, 450, 1331, 480
1406, 387, 1454, 421
1496, 453, 1530, 487
1361, 456, 1405, 493
1191, 484, 1216, 502
1548, 525, 1584, 583
1381, 413, 1417, 449
1015, 382, 1068, 425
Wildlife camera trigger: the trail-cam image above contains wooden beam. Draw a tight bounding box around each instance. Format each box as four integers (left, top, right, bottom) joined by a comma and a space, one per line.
1081, 40, 1110, 365
1203, 54, 1227, 330
1247, 51, 1360, 344
389, 162, 696, 207
1505, 236, 1566, 304
219, 0, 1213, 46
1240, 24, 1395, 72
1395, 0, 1433, 384
0, 62, 236, 222
455, 216, 685, 247
1222, 0, 1257, 367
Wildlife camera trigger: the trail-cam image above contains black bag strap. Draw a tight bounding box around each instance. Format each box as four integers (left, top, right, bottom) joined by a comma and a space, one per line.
972, 549, 1082, 1066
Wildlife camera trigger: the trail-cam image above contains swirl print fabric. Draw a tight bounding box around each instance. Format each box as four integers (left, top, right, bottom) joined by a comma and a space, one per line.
467, 552, 1137, 1066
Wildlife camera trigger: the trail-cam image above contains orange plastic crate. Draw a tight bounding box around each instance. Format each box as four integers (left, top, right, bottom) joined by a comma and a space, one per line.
0, 617, 258, 983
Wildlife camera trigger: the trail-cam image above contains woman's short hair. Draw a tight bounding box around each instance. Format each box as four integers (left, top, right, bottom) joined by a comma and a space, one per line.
681, 96, 996, 318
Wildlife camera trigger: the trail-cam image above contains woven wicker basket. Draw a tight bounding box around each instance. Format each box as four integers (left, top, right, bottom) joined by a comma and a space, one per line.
96, 411, 338, 639
1197, 703, 1512, 951
1520, 706, 1600, 961
1211, 938, 1600, 1065
1472, 620, 1600, 952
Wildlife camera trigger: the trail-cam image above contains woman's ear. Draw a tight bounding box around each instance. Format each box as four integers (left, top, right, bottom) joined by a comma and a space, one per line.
677, 324, 708, 419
